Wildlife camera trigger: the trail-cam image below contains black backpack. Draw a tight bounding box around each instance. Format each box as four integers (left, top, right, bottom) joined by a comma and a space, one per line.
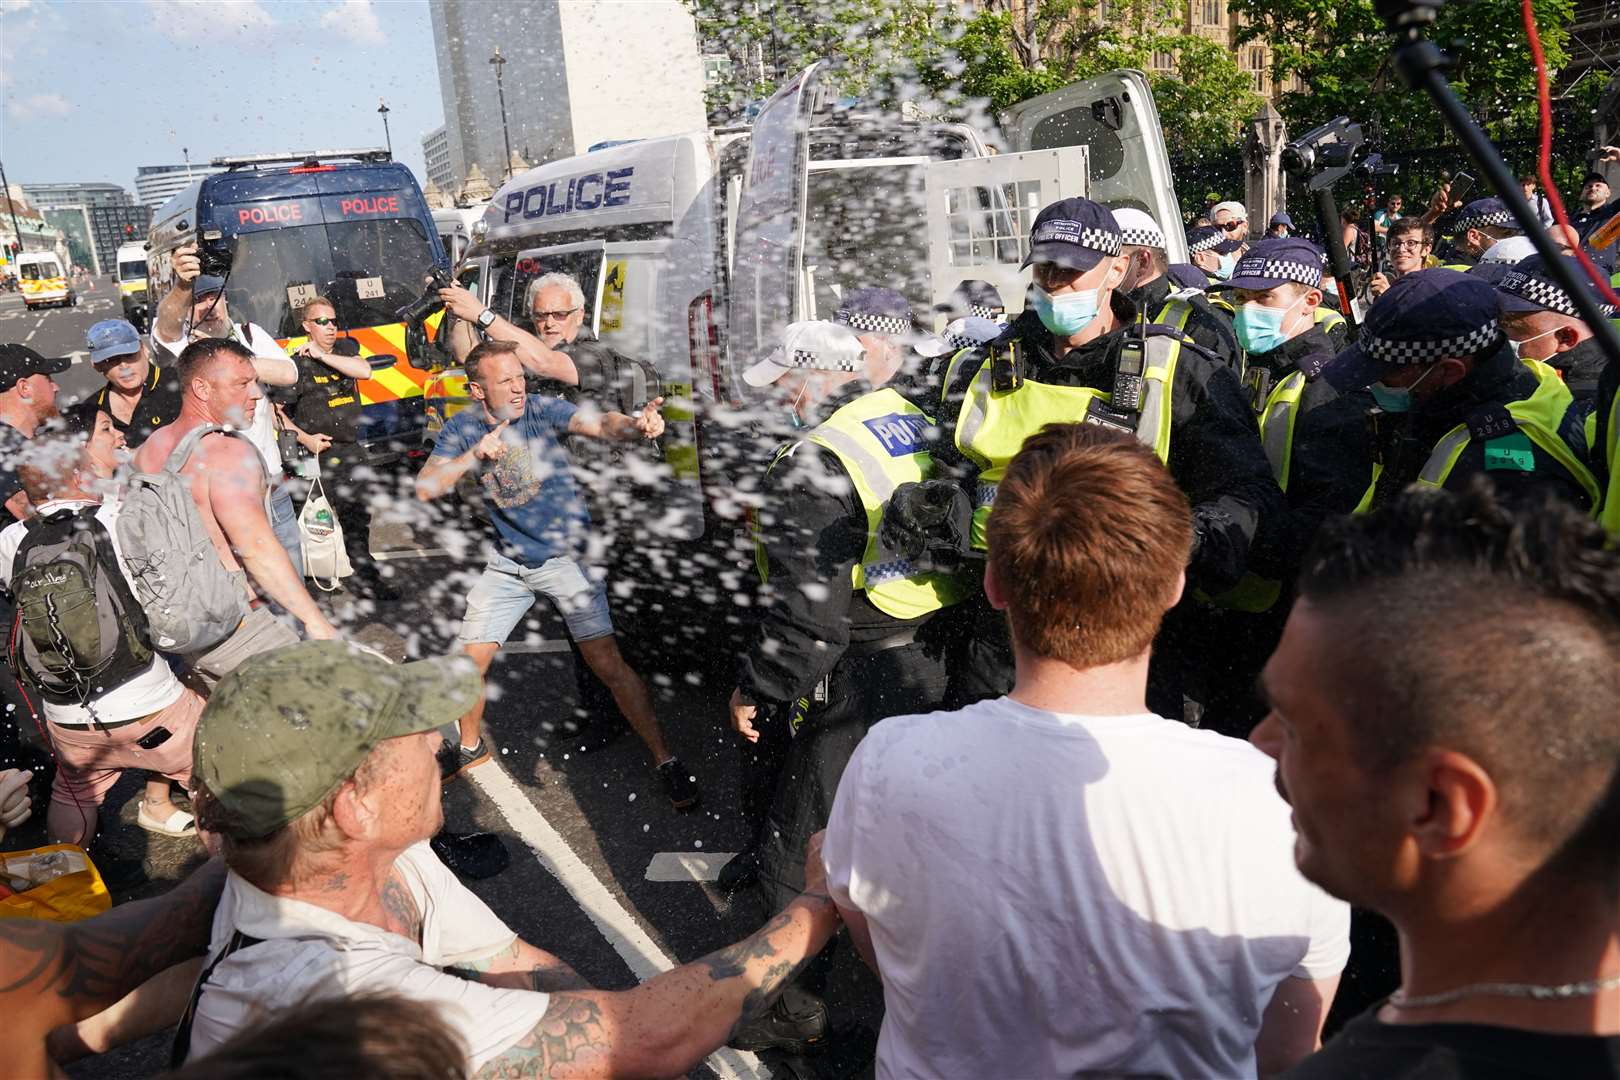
9, 506, 155, 706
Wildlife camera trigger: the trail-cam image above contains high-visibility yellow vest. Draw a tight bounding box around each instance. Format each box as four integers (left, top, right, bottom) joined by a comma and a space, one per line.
1314, 306, 1346, 339
755, 387, 963, 621
1354, 359, 1600, 514
1599, 385, 1620, 539
948, 335, 1182, 550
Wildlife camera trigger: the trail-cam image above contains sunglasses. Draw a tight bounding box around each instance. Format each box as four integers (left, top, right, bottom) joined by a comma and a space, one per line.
534, 307, 581, 322
1220, 221, 1246, 232
307, 317, 338, 326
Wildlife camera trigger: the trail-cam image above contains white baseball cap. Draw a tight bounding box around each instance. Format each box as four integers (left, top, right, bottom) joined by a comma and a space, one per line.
1113, 207, 1167, 251
1212, 200, 1248, 221
914, 316, 1005, 358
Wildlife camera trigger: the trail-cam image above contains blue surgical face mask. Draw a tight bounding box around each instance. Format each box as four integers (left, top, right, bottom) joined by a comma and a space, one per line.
1214, 251, 1239, 281
1370, 362, 1439, 413
1233, 301, 1302, 355
1030, 284, 1102, 338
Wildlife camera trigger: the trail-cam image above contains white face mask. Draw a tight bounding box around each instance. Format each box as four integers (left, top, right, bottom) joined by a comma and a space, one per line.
1508, 327, 1560, 360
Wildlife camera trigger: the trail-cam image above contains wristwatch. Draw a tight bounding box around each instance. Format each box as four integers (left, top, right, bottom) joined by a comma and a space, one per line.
476, 308, 497, 330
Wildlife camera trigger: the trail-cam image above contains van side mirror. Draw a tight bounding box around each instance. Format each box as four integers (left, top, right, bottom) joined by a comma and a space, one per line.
367, 354, 397, 373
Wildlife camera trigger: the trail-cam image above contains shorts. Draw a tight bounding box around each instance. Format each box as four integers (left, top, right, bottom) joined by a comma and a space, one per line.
49, 686, 205, 808
457, 553, 615, 646
189, 607, 301, 688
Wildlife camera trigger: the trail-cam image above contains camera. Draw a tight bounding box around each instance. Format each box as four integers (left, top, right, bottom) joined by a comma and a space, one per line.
196, 229, 232, 277
397, 265, 452, 323
1282, 117, 1370, 191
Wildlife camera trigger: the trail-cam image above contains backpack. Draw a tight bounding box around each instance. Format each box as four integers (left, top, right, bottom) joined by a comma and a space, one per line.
9, 506, 155, 706
117, 424, 257, 654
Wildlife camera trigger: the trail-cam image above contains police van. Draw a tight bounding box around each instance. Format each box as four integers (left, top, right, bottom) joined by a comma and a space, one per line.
147, 148, 450, 461
432, 204, 488, 266
432, 65, 1181, 542
15, 250, 75, 311
115, 241, 150, 329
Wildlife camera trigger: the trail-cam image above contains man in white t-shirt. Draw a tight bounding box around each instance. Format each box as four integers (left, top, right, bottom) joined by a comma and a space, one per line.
181, 642, 845, 1075
1, 429, 204, 843
151, 245, 303, 575
822, 424, 1350, 1080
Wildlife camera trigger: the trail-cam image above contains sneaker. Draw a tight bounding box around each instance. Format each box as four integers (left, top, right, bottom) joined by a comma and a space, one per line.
727, 987, 828, 1054
438, 738, 492, 783
717, 847, 760, 893
656, 758, 701, 811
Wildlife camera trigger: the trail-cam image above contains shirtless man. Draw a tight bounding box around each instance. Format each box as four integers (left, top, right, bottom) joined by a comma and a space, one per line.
132, 338, 335, 684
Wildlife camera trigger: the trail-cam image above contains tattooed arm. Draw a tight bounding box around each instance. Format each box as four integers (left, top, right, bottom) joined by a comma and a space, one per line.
1, 859, 227, 1074
473, 836, 840, 1079
450, 938, 591, 993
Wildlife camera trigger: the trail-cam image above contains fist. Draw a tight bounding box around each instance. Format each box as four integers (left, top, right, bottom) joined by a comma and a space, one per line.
437, 282, 486, 322
172, 244, 201, 285
1369, 272, 1391, 298
635, 396, 665, 440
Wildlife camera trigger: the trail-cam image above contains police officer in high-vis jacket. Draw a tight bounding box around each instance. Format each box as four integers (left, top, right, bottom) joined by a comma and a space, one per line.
1114, 207, 1240, 372
1595, 351, 1619, 540
726, 310, 961, 1052
932, 198, 1280, 714
1324, 269, 1600, 514
1496, 253, 1616, 413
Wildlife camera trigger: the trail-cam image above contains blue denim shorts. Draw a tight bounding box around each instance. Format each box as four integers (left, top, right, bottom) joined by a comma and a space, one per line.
457, 553, 615, 646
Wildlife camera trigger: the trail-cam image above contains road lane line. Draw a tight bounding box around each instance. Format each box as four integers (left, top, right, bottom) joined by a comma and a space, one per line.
24, 327, 36, 342
470, 762, 769, 1080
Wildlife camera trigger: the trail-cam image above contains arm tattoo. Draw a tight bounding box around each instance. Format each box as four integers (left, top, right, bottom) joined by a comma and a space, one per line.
450, 941, 589, 992
0, 860, 225, 1014
471, 993, 610, 1078
693, 911, 818, 1038
524, 966, 591, 993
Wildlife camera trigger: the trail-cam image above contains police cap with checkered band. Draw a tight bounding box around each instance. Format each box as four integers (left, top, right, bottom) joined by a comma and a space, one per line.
1209, 237, 1325, 292
742, 320, 866, 387
1497, 253, 1618, 321
1453, 197, 1518, 236
1325, 268, 1505, 390
1020, 197, 1124, 273
833, 286, 922, 339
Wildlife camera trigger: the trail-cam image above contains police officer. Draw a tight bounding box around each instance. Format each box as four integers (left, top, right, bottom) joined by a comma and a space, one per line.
727, 312, 959, 1051
1325, 268, 1600, 513
910, 314, 1003, 399
1596, 350, 1619, 539
1196, 238, 1376, 733
932, 197, 1280, 715
69, 320, 182, 447
1115, 207, 1240, 372
1187, 223, 1242, 284
1439, 197, 1522, 269
939, 279, 1006, 323
1496, 253, 1616, 412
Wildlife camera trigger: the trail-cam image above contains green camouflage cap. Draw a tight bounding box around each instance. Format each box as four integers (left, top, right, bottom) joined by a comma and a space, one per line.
193, 641, 480, 839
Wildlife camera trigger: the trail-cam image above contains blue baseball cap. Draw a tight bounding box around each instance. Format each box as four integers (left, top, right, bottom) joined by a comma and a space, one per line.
834, 286, 919, 337
1325, 268, 1504, 390
1497, 253, 1618, 320
1453, 197, 1516, 235
87, 319, 143, 364
1211, 237, 1325, 292
1020, 197, 1123, 272
1269, 212, 1294, 228
192, 273, 227, 297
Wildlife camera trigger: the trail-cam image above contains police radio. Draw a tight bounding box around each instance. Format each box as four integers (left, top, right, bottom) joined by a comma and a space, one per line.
1111, 348, 1146, 413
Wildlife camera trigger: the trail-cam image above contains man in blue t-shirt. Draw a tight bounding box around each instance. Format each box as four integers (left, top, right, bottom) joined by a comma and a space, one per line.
416, 340, 700, 809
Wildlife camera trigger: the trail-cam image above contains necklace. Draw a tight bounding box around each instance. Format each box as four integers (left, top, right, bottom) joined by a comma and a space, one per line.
1388, 971, 1620, 1010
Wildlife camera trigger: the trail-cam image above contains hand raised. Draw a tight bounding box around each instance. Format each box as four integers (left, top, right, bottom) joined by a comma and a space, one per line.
475, 419, 511, 461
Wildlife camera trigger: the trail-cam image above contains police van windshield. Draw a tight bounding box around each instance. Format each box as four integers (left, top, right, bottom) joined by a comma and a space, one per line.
223, 217, 436, 338
118, 259, 146, 280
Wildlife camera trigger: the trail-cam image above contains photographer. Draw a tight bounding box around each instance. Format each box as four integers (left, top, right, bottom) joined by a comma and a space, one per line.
434, 280, 579, 386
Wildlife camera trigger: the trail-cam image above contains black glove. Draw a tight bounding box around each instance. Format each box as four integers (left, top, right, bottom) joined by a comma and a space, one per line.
882, 480, 974, 569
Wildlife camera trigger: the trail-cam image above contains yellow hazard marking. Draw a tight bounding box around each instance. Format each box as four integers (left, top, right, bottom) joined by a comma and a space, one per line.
600, 259, 626, 334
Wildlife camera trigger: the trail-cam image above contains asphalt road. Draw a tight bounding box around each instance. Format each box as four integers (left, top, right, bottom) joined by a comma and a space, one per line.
4, 287, 878, 1079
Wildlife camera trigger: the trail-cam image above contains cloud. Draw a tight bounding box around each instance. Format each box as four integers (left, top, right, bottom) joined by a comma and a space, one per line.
319, 0, 384, 45
145, 0, 273, 41
5, 92, 74, 121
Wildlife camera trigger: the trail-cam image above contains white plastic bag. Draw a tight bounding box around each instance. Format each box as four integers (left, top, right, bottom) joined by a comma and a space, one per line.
298, 477, 352, 592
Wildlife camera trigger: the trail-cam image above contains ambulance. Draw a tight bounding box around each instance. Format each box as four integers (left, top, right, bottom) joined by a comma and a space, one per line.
147, 148, 450, 464
115, 241, 150, 329
431, 64, 1182, 542
16, 250, 75, 311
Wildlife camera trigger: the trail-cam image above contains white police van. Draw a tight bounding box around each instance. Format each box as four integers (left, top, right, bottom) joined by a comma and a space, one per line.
443, 64, 1182, 542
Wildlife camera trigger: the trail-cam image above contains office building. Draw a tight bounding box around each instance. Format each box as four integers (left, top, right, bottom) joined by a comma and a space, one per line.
20, 182, 150, 275
422, 125, 455, 191
427, 0, 705, 191
134, 163, 224, 209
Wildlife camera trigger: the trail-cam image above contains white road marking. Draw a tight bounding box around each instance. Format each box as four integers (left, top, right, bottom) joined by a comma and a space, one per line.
23, 328, 36, 342
646, 851, 740, 882
371, 546, 453, 561
470, 762, 770, 1080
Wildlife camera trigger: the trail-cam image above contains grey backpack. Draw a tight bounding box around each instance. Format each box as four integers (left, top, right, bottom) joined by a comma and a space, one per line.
117, 424, 257, 654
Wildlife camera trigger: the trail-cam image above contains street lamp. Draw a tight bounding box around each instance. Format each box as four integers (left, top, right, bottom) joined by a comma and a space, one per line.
489, 47, 515, 180
0, 158, 26, 254
377, 99, 393, 158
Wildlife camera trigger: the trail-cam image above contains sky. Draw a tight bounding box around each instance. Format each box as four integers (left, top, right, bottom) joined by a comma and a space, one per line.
0, 0, 445, 192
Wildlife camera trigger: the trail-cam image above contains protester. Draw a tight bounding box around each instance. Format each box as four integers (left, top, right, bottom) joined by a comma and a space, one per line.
2, 431, 204, 842
1115, 207, 1240, 371
823, 424, 1348, 1078
1497, 253, 1615, 410
1268, 211, 1295, 238
151, 247, 304, 574
70, 319, 183, 447
1369, 218, 1436, 299
0, 858, 226, 1077
1371, 194, 1404, 237
436, 277, 579, 385
414, 340, 699, 808
1571, 167, 1619, 241
0, 342, 69, 521
1255, 483, 1619, 1077
276, 295, 397, 600
1520, 174, 1556, 227
131, 338, 335, 683
1213, 199, 1250, 242
1325, 269, 1599, 513
182, 642, 842, 1076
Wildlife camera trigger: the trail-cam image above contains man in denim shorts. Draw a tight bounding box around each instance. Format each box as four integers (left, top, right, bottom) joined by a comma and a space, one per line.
416, 340, 699, 809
